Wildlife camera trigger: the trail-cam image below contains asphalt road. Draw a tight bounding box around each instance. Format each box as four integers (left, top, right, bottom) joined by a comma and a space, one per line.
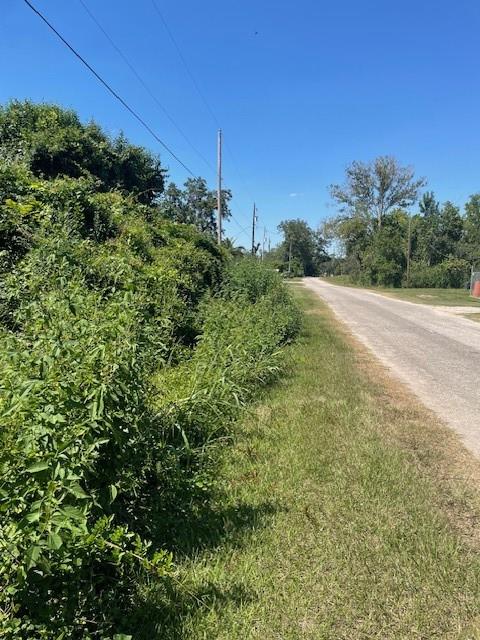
303, 278, 480, 458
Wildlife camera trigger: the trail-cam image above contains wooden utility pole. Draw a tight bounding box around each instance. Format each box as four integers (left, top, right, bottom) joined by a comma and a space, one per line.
217, 129, 222, 245
288, 239, 292, 275
406, 215, 412, 287
251, 202, 257, 255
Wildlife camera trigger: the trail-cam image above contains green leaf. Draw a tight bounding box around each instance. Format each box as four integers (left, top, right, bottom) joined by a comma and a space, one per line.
25, 461, 49, 474
25, 545, 41, 571
25, 510, 41, 523
68, 483, 89, 500
61, 505, 85, 521
109, 484, 118, 503
47, 532, 63, 550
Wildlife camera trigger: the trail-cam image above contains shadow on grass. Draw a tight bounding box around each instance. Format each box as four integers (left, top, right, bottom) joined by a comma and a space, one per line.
120, 498, 281, 639
131, 578, 256, 640
169, 499, 280, 557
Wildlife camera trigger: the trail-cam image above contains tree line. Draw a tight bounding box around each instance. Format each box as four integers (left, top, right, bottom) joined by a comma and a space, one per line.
269, 156, 480, 287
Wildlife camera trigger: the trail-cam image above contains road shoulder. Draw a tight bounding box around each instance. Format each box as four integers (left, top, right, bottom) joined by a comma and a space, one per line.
154, 285, 480, 639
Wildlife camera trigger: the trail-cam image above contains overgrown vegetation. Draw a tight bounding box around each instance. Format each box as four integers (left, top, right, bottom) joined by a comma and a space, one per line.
0, 101, 300, 638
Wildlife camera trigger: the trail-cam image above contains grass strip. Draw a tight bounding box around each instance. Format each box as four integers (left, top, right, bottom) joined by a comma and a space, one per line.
325, 275, 480, 307
149, 286, 480, 640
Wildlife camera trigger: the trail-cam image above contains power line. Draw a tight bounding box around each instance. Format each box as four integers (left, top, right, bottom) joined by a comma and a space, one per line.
77, 0, 214, 175
150, 0, 219, 129
23, 0, 195, 177
230, 214, 252, 238
150, 0, 257, 204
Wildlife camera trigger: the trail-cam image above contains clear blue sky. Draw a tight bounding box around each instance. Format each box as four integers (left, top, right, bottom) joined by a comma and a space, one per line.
2, 0, 480, 248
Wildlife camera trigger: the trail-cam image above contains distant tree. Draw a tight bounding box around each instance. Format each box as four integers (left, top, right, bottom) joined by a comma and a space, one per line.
462, 194, 480, 267
278, 218, 328, 276
330, 156, 426, 227
415, 194, 463, 266
159, 183, 189, 223
439, 202, 463, 255
419, 191, 440, 217
362, 209, 408, 286
328, 214, 372, 264
158, 177, 231, 237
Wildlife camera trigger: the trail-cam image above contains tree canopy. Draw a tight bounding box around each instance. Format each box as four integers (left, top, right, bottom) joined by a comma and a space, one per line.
330, 156, 426, 227
158, 177, 231, 238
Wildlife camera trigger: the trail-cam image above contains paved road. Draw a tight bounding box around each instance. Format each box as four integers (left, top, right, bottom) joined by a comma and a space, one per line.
303, 278, 480, 458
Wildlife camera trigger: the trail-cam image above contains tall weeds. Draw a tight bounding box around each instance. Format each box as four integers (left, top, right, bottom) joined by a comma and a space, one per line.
0, 156, 299, 637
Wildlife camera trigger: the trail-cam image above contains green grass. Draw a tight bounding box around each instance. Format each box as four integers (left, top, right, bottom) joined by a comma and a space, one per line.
142, 287, 480, 639
325, 275, 480, 306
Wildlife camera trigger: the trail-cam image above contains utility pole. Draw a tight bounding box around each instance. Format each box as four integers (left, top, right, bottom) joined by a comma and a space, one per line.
288, 238, 292, 275
217, 129, 222, 245
406, 215, 412, 287
252, 203, 256, 255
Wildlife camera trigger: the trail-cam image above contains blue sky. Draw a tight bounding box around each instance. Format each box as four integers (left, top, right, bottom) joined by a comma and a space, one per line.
2, 0, 480, 248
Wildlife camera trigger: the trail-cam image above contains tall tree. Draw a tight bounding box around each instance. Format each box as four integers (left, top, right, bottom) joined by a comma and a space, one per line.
362, 209, 408, 286
158, 177, 231, 237
419, 191, 440, 217
330, 156, 426, 227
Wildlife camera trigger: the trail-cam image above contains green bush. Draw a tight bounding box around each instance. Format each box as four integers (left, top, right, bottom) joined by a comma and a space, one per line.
0, 101, 300, 637
0, 101, 165, 203
408, 258, 470, 288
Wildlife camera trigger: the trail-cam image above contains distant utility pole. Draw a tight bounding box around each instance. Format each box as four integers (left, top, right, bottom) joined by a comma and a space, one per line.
251, 202, 257, 255
217, 129, 222, 245
406, 215, 412, 287
288, 239, 292, 275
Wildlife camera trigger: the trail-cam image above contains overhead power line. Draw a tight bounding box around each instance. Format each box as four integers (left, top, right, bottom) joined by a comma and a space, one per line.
77, 0, 214, 174
150, 0, 257, 206
23, 0, 195, 177
150, 0, 219, 129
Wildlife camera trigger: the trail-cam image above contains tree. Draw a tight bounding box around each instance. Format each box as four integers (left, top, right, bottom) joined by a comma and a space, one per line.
415, 194, 463, 266
329, 214, 372, 263
462, 194, 480, 267
278, 219, 328, 276
419, 190, 440, 217
330, 156, 426, 227
362, 209, 408, 286
158, 177, 231, 237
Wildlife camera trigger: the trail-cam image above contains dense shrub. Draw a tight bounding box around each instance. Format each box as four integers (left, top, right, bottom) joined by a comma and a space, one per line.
0, 104, 300, 638
408, 258, 471, 288
0, 101, 165, 203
